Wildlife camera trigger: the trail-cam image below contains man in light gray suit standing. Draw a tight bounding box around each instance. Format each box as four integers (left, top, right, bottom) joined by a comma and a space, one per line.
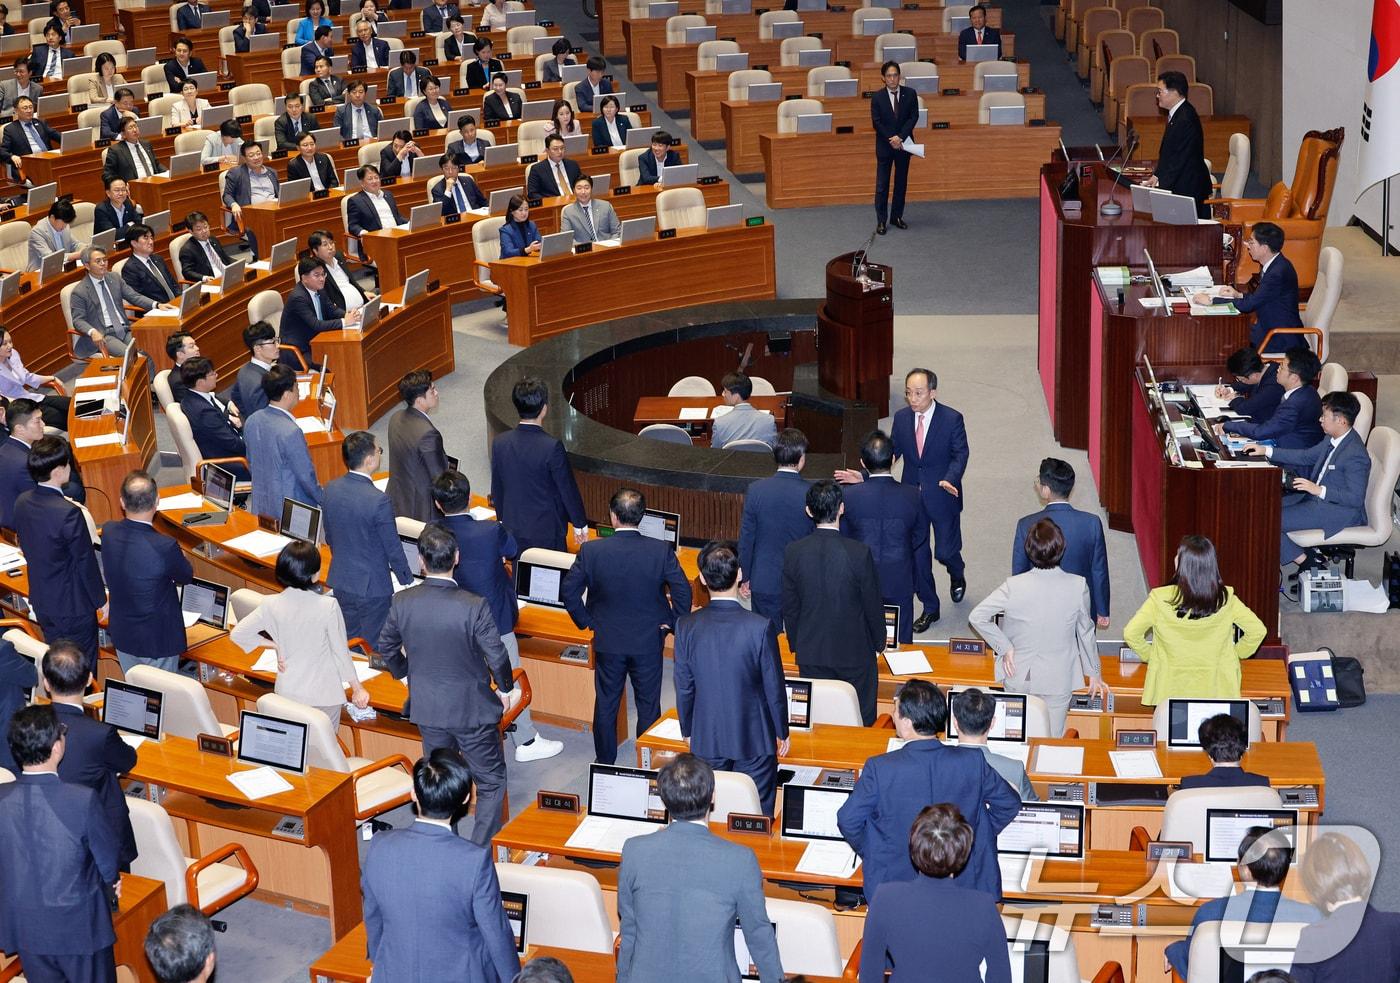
951, 687, 1037, 801
617, 755, 783, 983
559, 175, 620, 244
711, 372, 778, 449
68, 245, 173, 357
243, 364, 323, 520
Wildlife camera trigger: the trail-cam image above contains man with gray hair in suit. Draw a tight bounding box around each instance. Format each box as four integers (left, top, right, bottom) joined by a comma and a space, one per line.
68, 245, 175, 357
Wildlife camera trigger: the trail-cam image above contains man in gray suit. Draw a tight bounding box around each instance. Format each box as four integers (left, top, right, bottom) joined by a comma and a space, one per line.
0, 58, 43, 116
559, 175, 620, 244
69, 246, 173, 357
387, 369, 449, 522
26, 199, 83, 272
951, 687, 1036, 801
375, 524, 517, 845
617, 755, 782, 983
243, 364, 322, 520
221, 141, 279, 258
711, 371, 778, 449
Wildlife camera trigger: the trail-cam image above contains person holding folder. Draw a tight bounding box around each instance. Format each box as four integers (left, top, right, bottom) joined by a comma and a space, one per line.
871, 60, 917, 235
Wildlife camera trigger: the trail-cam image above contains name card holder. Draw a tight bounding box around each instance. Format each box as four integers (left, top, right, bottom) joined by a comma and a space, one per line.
728, 813, 772, 835
538, 790, 580, 813
949, 637, 985, 654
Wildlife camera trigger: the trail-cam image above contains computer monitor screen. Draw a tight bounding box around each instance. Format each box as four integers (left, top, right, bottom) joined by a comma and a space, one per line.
1204, 809, 1297, 865
280, 498, 322, 545
181, 577, 229, 629
236, 710, 309, 774
779, 784, 850, 841
102, 679, 162, 740
515, 558, 569, 607
1010, 938, 1052, 983
997, 803, 1085, 858
883, 605, 899, 646
735, 920, 779, 981
946, 690, 1028, 742
201, 463, 235, 512
785, 679, 812, 730
501, 891, 528, 953
399, 535, 423, 577
636, 508, 680, 548
1167, 699, 1250, 749
586, 763, 667, 823
1218, 946, 1296, 983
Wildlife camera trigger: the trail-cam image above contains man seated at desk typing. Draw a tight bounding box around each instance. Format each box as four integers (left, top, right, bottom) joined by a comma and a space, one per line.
710, 371, 778, 449
1216, 345, 1284, 423
1218, 346, 1324, 450
526, 134, 581, 201
559, 175, 619, 244
951, 687, 1036, 800
1178, 713, 1270, 790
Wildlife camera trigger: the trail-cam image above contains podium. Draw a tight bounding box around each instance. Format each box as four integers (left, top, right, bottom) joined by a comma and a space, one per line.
818, 252, 894, 415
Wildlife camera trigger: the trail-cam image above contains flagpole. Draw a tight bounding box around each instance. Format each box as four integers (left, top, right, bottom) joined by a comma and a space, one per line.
1386, 177, 1394, 257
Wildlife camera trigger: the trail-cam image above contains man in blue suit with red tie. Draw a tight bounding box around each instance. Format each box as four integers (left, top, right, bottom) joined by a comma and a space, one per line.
956, 4, 1001, 60
738, 428, 813, 625
840, 430, 933, 639
674, 541, 788, 815
1011, 458, 1110, 627
1194, 222, 1302, 353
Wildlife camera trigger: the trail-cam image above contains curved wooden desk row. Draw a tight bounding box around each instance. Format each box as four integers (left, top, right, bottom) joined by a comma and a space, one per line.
761, 123, 1062, 207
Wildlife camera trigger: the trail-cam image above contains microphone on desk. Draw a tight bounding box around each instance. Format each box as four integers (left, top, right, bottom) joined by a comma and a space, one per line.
1099, 136, 1138, 217
851, 227, 879, 279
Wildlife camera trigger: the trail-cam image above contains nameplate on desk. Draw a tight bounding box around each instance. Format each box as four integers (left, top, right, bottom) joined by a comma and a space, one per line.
755, 6, 769, 12
658, 228, 677, 239
526, 196, 542, 207
219, 81, 237, 91
1115, 729, 1156, 749
0, 207, 12, 221
1118, 644, 1142, 664
283, 42, 297, 49
828, 6, 845, 12
102, 33, 118, 40
202, 161, 220, 172
835, 125, 854, 134
1022, 86, 1040, 94
836, 59, 851, 68
382, 97, 398, 105
444, 213, 461, 223
574, 242, 592, 253
698, 174, 721, 184
71, 102, 89, 112
862, 91, 875, 99
745, 215, 765, 226
311, 189, 331, 200
412, 128, 429, 137
571, 46, 584, 54
590, 146, 610, 155
454, 86, 470, 96
424, 58, 440, 67
539, 19, 555, 27
903, 2, 919, 7
95, 139, 112, 148
349, 66, 366, 74
931, 121, 951, 129
519, 153, 538, 164
1029, 119, 1047, 127
728, 813, 772, 835
499, 53, 512, 61
197, 733, 234, 757
524, 80, 542, 89
628, 104, 647, 113
1146, 841, 1192, 863
783, 93, 802, 101
164, 125, 183, 136
942, 88, 960, 96
381, 176, 397, 185
427, 279, 441, 291
538, 790, 580, 813
720, 36, 737, 42
484, 119, 501, 127
271, 149, 289, 158
409, 30, 426, 38
342, 138, 361, 147
612, 185, 631, 194
949, 637, 985, 654
752, 63, 769, 71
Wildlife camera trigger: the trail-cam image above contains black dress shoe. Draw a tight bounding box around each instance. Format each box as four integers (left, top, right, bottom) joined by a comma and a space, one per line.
891, 217, 908, 229
912, 610, 939, 633
876, 223, 887, 235
949, 578, 967, 603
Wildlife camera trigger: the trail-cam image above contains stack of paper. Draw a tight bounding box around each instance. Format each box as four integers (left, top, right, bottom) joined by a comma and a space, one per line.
295, 417, 326, 434
74, 432, 125, 449
225, 530, 294, 557
158, 492, 207, 511
1108, 749, 1162, 779
1169, 266, 1215, 289
795, 841, 860, 878
884, 649, 933, 675
0, 544, 25, 569
73, 375, 119, 391
783, 765, 823, 786
118, 733, 147, 750
1167, 862, 1234, 900
564, 816, 659, 852
677, 407, 708, 421
647, 718, 685, 741
350, 662, 380, 683
1034, 745, 1085, 776
468, 506, 497, 521
227, 766, 294, 801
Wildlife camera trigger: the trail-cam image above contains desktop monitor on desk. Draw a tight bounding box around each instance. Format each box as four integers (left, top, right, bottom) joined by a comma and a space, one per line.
102, 679, 163, 741
1166, 698, 1250, 749
501, 892, 528, 953
200, 462, 236, 515
587, 763, 668, 824
883, 605, 900, 648
1204, 809, 1297, 865
237, 710, 309, 775
514, 554, 573, 608
780, 784, 851, 841
996, 802, 1085, 859
637, 508, 681, 547
785, 679, 812, 731
945, 690, 1028, 742
181, 577, 229, 630
1143, 248, 1171, 309
280, 497, 322, 545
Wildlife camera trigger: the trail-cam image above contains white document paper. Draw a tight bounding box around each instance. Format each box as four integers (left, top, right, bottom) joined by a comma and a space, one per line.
468, 506, 497, 520
295, 416, 326, 433
594, 238, 622, 248
1108, 749, 1162, 779
563, 815, 659, 853
782, 765, 822, 786
75, 388, 119, 403
182, 610, 200, 629
201, 283, 221, 294
247, 260, 270, 272
648, 717, 684, 741
225, 530, 294, 557
795, 840, 860, 878
1034, 745, 1085, 776
677, 407, 708, 421
74, 432, 126, 448
1137, 297, 1168, 309
227, 766, 294, 801
158, 492, 207, 511
118, 733, 147, 749
886, 737, 907, 752
1169, 265, 1215, 288
74, 374, 120, 390
988, 740, 1031, 766
884, 649, 933, 675
900, 137, 924, 158
709, 404, 734, 419
250, 649, 279, 673
351, 661, 381, 683
373, 476, 389, 491
1167, 862, 1235, 901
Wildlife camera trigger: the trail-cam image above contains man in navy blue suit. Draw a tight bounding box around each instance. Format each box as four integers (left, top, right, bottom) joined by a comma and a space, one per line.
0, 705, 121, 983
0, 397, 45, 531
674, 542, 788, 815
488, 376, 587, 553
837, 679, 1019, 901
300, 25, 333, 76
1194, 222, 1303, 353
1221, 346, 1323, 450
322, 431, 415, 647
0, 637, 34, 775
957, 4, 1001, 60
870, 60, 918, 234
739, 428, 813, 625
561, 488, 692, 763
13, 436, 106, 671
41, 641, 139, 873
1245, 391, 1371, 568
841, 430, 933, 640
1178, 713, 1271, 790
635, 131, 681, 186
178, 357, 250, 480
1216, 345, 1284, 423
100, 472, 193, 675
1010, 458, 1110, 627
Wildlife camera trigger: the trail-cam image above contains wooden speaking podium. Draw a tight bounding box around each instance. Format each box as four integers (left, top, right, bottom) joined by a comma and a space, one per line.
818, 252, 894, 416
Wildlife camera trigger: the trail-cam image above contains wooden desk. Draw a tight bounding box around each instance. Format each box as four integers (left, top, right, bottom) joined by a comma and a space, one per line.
633, 394, 788, 445
127, 734, 361, 939
67, 355, 158, 524
1128, 114, 1253, 170
723, 90, 1046, 174
490, 222, 777, 347
761, 124, 1060, 208
23, 146, 107, 205
228, 48, 292, 88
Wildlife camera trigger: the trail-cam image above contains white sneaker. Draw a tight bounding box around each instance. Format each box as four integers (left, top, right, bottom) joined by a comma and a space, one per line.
514, 737, 564, 762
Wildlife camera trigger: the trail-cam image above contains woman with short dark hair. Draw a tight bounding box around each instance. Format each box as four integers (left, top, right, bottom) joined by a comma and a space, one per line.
1123, 534, 1266, 705
859, 804, 1010, 982
968, 516, 1107, 735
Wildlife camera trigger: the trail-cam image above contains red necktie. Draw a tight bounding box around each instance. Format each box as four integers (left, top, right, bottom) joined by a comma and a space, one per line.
915, 412, 925, 457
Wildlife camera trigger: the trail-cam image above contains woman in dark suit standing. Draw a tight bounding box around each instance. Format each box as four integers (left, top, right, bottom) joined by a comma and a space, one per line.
859, 803, 1011, 982
590, 94, 630, 149
498, 194, 540, 258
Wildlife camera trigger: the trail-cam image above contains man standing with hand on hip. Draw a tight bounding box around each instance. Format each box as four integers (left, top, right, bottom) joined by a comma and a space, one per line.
871, 60, 917, 235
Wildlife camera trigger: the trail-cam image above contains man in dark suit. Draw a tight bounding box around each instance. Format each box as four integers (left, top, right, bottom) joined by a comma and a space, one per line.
162, 37, 208, 91
957, 3, 1001, 60
738, 428, 812, 624
230, 320, 277, 418
307, 56, 345, 111
178, 358, 249, 478
1144, 70, 1212, 217
463, 39, 503, 90
674, 542, 788, 815
562, 488, 692, 763
299, 26, 333, 76
0, 636, 35, 775
274, 93, 320, 151
0, 96, 59, 175
281, 257, 362, 370
481, 72, 522, 124
92, 176, 144, 245
421, 0, 459, 33
526, 134, 583, 200
432, 153, 487, 215
0, 397, 44, 530
488, 376, 587, 552
387, 370, 449, 522
120, 223, 180, 307
617, 755, 782, 983
574, 56, 613, 112
13, 437, 106, 670
41, 641, 138, 872
178, 211, 233, 281
287, 132, 339, 190
361, 749, 522, 982
349, 18, 391, 71
98, 88, 137, 141
870, 60, 918, 234
100, 472, 194, 676
376, 524, 518, 845
837, 679, 1020, 901
636, 130, 681, 186
841, 430, 934, 640
782, 480, 886, 725
102, 117, 163, 184
29, 22, 72, 79
1194, 222, 1304, 352
324, 431, 414, 646
1246, 391, 1371, 568
1178, 713, 1270, 790
386, 49, 434, 99
1010, 457, 1110, 627
0, 705, 121, 983
1217, 345, 1285, 422
345, 164, 404, 235
1221, 346, 1323, 450
175, 0, 211, 30
244, 365, 322, 520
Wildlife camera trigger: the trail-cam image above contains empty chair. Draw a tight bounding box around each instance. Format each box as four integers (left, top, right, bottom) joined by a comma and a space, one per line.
696, 39, 740, 70
125, 664, 237, 740
723, 439, 774, 452
780, 36, 822, 66
768, 898, 844, 976
1090, 28, 1134, 103
1112, 0, 1152, 11
506, 24, 548, 53
668, 376, 716, 397
727, 68, 772, 100
665, 13, 707, 43
1182, 919, 1311, 983
515, 119, 550, 158
805, 65, 850, 96
656, 187, 706, 230
941, 4, 971, 32
230, 83, 275, 118
141, 62, 170, 96
229, 588, 266, 624
618, 147, 646, 187
777, 97, 822, 133
1076, 6, 1121, 79
75, 105, 106, 131
747, 375, 777, 395
1155, 52, 1196, 82
247, 289, 284, 332
494, 864, 614, 953
1125, 5, 1164, 36
978, 91, 1025, 124
637, 423, 693, 445
1156, 786, 1284, 855
851, 7, 893, 35
808, 678, 861, 726
1187, 81, 1215, 116
1318, 361, 1348, 397
0, 223, 28, 272
873, 32, 916, 63
1139, 27, 1180, 65
1118, 81, 1160, 141
709, 770, 762, 821
173, 129, 208, 155
1104, 54, 1150, 133
758, 9, 799, 39
1299, 246, 1343, 361
1064, 0, 1099, 61
1286, 426, 1400, 576
974, 60, 1019, 90
472, 215, 506, 299
128, 797, 259, 915
1218, 132, 1250, 198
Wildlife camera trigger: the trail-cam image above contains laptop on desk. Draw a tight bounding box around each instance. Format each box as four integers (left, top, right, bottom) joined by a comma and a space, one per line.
488, 186, 522, 213
538, 230, 574, 260
59, 127, 92, 153
659, 163, 697, 187
1166, 698, 1250, 749
822, 77, 857, 98
202, 104, 234, 130
965, 43, 1000, 62
514, 551, 574, 608
102, 679, 163, 742
564, 763, 669, 853
181, 577, 229, 630
237, 710, 309, 776
796, 47, 830, 67
996, 802, 1085, 887
484, 143, 520, 167
278, 178, 311, 205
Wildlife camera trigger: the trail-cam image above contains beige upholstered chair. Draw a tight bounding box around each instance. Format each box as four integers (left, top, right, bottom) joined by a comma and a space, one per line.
978, 91, 1025, 124
1286, 427, 1400, 575
779, 36, 822, 66
664, 14, 707, 43
667, 376, 716, 396
1218, 132, 1250, 199
125, 664, 237, 740
873, 32, 916, 64
805, 65, 851, 97
777, 97, 822, 132
758, 10, 799, 39
472, 215, 507, 296
727, 69, 772, 100
656, 188, 706, 230
696, 39, 740, 70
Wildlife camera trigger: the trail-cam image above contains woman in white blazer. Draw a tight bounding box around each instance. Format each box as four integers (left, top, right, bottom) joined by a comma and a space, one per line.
170, 79, 213, 129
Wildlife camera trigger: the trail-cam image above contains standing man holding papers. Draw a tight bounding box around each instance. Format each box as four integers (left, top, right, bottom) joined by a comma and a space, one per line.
871, 61, 917, 235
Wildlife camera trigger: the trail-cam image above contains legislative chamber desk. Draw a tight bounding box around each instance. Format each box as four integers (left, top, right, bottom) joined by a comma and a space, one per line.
632, 393, 789, 445
126, 734, 362, 939
1037, 156, 1227, 451
490, 222, 778, 346
762, 123, 1061, 208
723, 89, 1046, 175
67, 354, 159, 524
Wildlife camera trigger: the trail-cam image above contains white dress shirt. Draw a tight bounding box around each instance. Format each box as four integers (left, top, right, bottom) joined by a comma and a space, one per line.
368, 191, 396, 228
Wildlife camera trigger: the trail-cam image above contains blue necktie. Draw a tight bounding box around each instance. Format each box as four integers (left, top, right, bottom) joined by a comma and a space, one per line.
454, 183, 465, 212
311, 289, 322, 320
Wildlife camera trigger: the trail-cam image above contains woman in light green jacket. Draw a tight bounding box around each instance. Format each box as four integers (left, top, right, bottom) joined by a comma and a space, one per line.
1123, 535, 1267, 705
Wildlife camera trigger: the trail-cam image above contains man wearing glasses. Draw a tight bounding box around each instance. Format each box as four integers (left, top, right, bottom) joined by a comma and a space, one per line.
280, 257, 362, 371
231, 320, 281, 418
